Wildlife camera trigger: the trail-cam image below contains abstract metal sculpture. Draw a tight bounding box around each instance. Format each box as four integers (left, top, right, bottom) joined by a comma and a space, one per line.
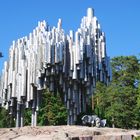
81, 115, 106, 127
0, 8, 111, 127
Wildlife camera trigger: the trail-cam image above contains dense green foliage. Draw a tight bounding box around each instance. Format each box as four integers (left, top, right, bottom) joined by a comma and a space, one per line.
94, 56, 140, 129
0, 107, 15, 128
24, 108, 32, 126
24, 89, 67, 126
37, 89, 67, 125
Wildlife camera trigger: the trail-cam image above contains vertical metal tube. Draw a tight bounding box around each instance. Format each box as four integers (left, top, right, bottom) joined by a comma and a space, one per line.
20, 104, 23, 127
34, 110, 37, 126
31, 108, 35, 127
16, 103, 21, 127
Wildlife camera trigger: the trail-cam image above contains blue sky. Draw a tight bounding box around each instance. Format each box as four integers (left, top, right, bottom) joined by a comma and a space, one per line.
0, 0, 140, 72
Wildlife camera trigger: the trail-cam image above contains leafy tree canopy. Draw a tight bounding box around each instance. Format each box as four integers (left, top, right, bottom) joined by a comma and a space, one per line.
94, 56, 140, 129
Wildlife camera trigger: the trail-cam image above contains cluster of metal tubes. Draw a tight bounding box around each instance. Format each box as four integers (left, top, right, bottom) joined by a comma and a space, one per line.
0, 8, 111, 127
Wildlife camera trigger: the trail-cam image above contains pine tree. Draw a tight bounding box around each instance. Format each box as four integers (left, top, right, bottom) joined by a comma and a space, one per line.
38, 89, 67, 125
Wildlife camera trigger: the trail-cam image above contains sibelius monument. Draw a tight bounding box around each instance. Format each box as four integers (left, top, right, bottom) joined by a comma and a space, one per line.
0, 8, 111, 127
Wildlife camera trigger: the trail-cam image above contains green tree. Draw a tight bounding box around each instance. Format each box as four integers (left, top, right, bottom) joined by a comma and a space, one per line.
105, 85, 139, 128
111, 56, 139, 86
24, 89, 67, 126
94, 56, 140, 129
0, 107, 15, 128
37, 89, 67, 125
93, 82, 107, 118
24, 108, 31, 126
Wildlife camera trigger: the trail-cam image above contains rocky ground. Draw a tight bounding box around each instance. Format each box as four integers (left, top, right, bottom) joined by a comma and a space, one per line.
0, 125, 140, 140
